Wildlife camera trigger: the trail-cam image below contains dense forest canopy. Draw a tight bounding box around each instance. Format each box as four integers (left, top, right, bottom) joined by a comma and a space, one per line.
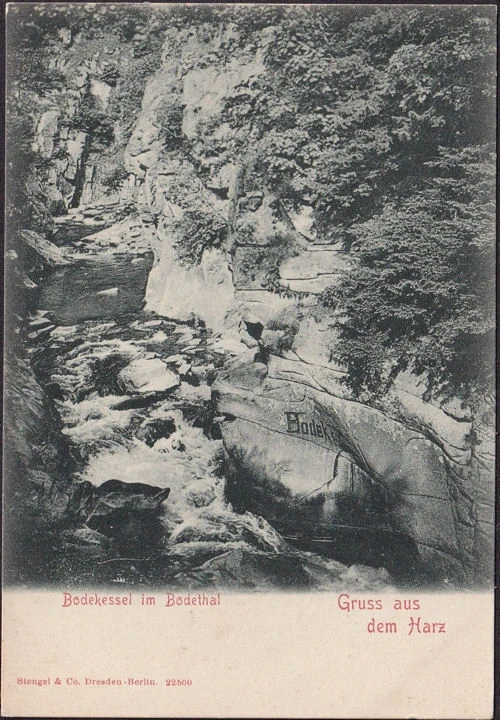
7, 3, 496, 406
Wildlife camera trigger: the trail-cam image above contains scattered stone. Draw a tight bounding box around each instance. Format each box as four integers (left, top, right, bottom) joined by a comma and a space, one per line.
173, 548, 311, 589
178, 362, 192, 377
135, 417, 176, 446
50, 325, 79, 339
150, 330, 168, 342
28, 324, 56, 341
62, 527, 112, 548
28, 317, 54, 330
184, 480, 217, 508
82, 481, 171, 553
118, 358, 179, 393
165, 354, 184, 364
97, 287, 119, 296
45, 381, 65, 400
112, 392, 178, 411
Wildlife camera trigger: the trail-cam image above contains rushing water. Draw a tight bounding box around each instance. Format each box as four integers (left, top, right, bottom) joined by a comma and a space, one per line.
27, 250, 394, 591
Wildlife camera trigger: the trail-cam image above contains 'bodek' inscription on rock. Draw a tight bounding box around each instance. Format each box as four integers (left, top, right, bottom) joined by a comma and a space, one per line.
284, 411, 337, 446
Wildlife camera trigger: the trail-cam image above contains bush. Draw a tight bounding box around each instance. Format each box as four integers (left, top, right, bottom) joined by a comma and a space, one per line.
100, 164, 128, 195
172, 209, 227, 267
320, 155, 495, 405
67, 94, 115, 147
266, 316, 300, 354
155, 99, 185, 150
237, 231, 299, 293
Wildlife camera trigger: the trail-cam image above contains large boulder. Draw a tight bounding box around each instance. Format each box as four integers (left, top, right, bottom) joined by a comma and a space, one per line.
66, 479, 171, 555
118, 358, 179, 393
213, 358, 494, 586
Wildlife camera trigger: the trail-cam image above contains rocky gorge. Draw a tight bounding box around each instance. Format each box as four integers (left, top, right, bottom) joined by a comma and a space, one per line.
5, 5, 495, 589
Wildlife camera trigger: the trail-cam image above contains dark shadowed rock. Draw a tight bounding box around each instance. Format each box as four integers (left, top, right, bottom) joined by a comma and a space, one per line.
135, 417, 176, 446
111, 389, 178, 410
173, 547, 311, 589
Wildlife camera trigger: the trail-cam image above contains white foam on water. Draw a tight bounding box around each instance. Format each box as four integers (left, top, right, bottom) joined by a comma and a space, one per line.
59, 394, 135, 444
38, 306, 396, 590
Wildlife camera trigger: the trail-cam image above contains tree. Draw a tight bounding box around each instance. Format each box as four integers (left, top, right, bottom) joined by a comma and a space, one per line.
320, 145, 495, 403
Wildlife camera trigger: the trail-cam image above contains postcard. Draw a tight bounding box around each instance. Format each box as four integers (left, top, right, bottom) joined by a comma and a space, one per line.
2, 3, 496, 718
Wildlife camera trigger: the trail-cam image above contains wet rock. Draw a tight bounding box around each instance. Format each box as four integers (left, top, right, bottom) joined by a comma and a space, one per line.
97, 287, 119, 296
78, 481, 171, 554
65, 480, 96, 520
87, 507, 166, 554
152, 435, 186, 453
118, 358, 179, 393
62, 527, 112, 549
112, 392, 177, 411
50, 325, 79, 339
29, 317, 54, 330
170, 518, 234, 544
174, 547, 311, 589
165, 354, 184, 364
150, 330, 168, 343
184, 480, 218, 508
95, 478, 170, 500
44, 381, 65, 400
191, 363, 217, 385
88, 352, 131, 397
214, 358, 493, 584
28, 325, 56, 341
135, 417, 176, 446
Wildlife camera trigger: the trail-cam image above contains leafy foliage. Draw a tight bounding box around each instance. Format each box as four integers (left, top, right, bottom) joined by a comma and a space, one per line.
236, 231, 300, 293
100, 164, 129, 195
7, 4, 496, 406
155, 100, 185, 150
320, 146, 495, 402
67, 94, 115, 147
172, 210, 227, 267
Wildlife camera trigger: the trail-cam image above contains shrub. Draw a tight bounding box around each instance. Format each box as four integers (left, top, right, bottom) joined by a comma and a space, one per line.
100, 164, 128, 195
238, 230, 299, 293
155, 99, 184, 150
172, 209, 227, 267
266, 316, 300, 354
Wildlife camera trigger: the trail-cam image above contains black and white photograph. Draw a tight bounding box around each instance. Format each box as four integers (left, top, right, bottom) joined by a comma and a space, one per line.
4, 2, 496, 593
2, 4, 496, 717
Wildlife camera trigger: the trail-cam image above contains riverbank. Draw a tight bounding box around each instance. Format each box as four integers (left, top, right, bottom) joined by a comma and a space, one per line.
5, 220, 395, 592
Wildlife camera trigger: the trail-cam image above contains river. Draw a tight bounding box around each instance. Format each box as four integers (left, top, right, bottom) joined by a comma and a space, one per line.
25, 247, 394, 592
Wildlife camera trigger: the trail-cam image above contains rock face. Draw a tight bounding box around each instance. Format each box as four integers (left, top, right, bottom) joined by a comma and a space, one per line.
213, 356, 494, 585
66, 479, 171, 554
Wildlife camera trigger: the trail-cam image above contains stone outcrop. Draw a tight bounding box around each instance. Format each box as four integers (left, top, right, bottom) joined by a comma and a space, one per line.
212, 352, 493, 585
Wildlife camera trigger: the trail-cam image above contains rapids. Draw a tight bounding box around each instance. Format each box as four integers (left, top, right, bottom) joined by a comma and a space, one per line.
25, 245, 394, 591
